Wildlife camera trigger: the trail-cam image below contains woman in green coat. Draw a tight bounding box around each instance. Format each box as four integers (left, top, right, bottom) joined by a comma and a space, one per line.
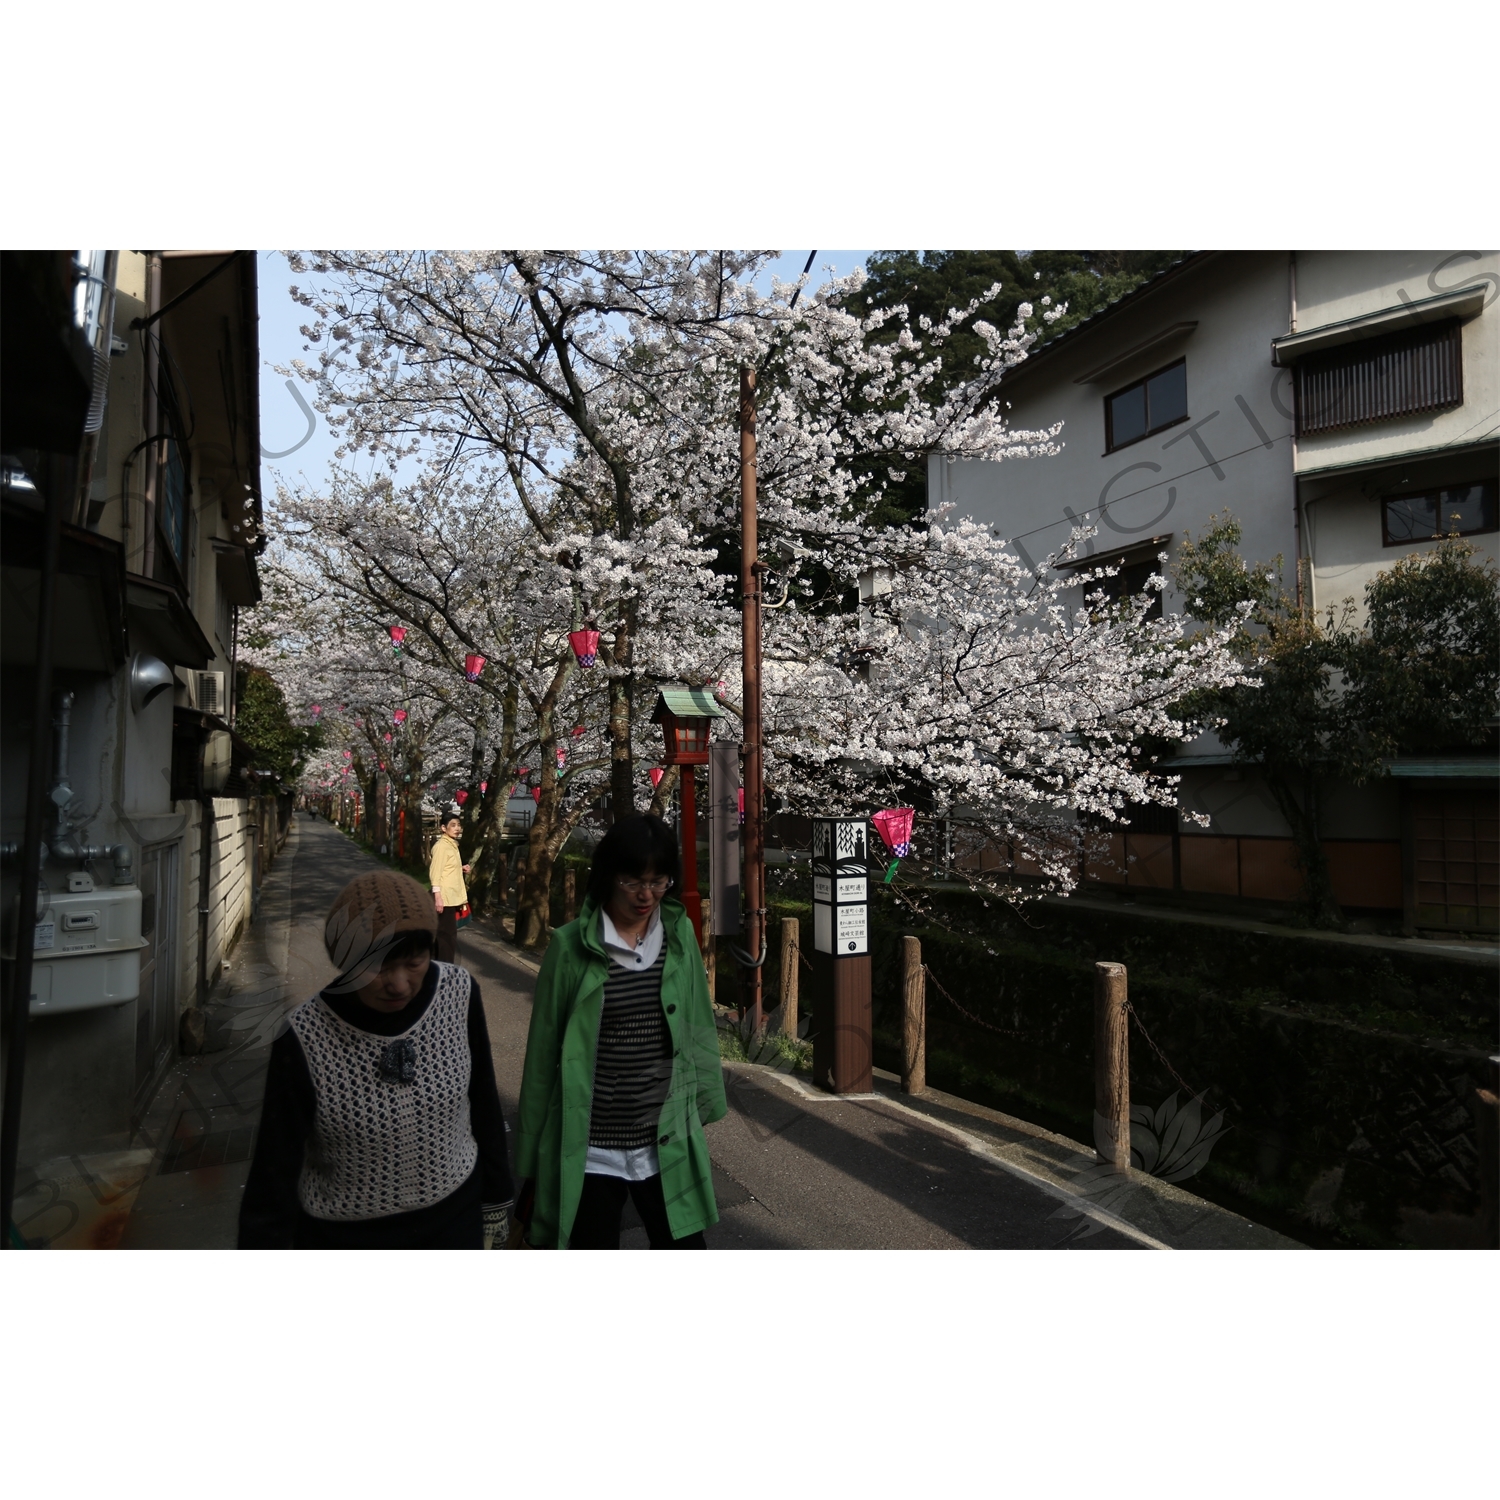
514, 813, 727, 1249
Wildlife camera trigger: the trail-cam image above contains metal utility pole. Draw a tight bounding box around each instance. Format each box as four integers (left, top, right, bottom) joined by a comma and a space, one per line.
739, 365, 765, 1037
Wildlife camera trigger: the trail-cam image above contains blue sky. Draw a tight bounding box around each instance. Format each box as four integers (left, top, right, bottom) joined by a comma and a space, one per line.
256, 250, 875, 501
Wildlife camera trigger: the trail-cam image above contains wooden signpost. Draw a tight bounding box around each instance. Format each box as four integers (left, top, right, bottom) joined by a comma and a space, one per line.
811, 816, 873, 1094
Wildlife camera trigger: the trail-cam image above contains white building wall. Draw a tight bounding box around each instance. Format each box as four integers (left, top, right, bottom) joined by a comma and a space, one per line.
928, 252, 1298, 608
1293, 250, 1500, 621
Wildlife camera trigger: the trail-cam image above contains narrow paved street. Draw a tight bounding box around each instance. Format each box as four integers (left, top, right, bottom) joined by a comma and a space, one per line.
104, 813, 1291, 1250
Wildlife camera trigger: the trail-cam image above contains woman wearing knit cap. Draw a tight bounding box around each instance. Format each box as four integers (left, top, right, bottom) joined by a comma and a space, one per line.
238, 868, 514, 1249
513, 813, 726, 1249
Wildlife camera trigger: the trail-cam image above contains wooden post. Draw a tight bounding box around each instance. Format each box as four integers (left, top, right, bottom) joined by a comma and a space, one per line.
900, 935, 926, 1095
739, 364, 765, 1039
1476, 1086, 1499, 1249
778, 917, 799, 1037
563, 866, 577, 923
1094, 961, 1131, 1172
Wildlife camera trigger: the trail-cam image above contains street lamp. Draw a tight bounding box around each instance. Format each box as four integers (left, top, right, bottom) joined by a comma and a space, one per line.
652, 686, 723, 943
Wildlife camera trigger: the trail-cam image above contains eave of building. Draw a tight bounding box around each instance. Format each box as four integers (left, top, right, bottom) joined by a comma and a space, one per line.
1270, 283, 1489, 367
995, 253, 1218, 393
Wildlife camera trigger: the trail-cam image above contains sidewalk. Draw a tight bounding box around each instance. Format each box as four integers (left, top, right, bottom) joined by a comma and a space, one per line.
49, 812, 1298, 1251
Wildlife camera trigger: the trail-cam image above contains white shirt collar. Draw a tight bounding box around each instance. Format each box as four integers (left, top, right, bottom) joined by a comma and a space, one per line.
599, 905, 664, 971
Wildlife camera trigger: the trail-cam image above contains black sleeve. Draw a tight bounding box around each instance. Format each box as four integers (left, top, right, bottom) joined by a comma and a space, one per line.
467, 975, 515, 1207
237, 1026, 316, 1248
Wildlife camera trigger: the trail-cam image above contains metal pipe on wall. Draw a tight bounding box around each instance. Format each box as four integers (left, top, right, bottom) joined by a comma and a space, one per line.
141, 252, 162, 579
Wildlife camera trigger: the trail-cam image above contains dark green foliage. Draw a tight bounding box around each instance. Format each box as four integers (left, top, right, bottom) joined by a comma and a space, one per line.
235, 667, 320, 787
843, 251, 1187, 528
1173, 516, 1500, 923
1345, 540, 1500, 757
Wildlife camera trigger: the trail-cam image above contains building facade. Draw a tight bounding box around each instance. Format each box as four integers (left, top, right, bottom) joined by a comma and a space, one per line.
2, 249, 277, 1192
929, 250, 1498, 931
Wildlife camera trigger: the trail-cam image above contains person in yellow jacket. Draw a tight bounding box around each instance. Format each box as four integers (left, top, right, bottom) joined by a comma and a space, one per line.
429, 809, 471, 962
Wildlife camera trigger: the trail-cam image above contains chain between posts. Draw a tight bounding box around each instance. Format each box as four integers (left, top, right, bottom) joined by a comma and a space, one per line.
922, 964, 1036, 1038
1124, 1000, 1237, 1113
923, 965, 1238, 1114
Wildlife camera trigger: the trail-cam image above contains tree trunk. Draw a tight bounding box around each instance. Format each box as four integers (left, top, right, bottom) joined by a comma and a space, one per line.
1266, 770, 1341, 924
608, 600, 637, 819
647, 764, 680, 820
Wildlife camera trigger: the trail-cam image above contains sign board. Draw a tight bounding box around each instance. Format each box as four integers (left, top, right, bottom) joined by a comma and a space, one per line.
811, 817, 869, 955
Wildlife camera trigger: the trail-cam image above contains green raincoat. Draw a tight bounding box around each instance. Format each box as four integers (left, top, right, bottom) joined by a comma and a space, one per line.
514, 894, 727, 1248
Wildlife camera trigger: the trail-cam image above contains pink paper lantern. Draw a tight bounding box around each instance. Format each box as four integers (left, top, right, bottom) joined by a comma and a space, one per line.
556, 745, 566, 767
393, 709, 407, 724
455, 788, 468, 806
480, 781, 488, 794
568, 628, 600, 668
343, 750, 351, 760
649, 767, 664, 788
516, 767, 529, 778
531, 786, 541, 803
383, 732, 392, 743
464, 652, 486, 682
872, 806, 916, 859
571, 724, 585, 738
310, 704, 321, 717
388, 625, 406, 647
738, 787, 745, 826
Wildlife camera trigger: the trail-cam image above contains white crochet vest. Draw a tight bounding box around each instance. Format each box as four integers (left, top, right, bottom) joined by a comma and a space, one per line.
290, 961, 479, 1221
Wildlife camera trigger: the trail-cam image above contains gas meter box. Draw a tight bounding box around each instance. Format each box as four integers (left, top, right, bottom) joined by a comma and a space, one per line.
30, 884, 145, 1015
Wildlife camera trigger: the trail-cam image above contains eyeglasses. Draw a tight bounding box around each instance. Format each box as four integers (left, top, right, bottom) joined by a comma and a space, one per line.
616, 876, 671, 896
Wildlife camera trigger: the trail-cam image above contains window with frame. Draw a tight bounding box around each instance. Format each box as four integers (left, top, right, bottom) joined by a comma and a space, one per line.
1381, 479, 1497, 547
1104, 358, 1188, 453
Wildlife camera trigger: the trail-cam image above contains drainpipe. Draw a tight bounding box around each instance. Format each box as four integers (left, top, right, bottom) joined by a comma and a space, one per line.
197, 788, 214, 1006
141, 252, 162, 579
1289, 251, 1306, 611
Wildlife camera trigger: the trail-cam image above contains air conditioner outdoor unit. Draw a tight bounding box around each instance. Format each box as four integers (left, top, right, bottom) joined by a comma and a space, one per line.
196, 671, 225, 717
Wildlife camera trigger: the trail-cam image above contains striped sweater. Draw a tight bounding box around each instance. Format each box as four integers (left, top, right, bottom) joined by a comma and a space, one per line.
589, 948, 673, 1151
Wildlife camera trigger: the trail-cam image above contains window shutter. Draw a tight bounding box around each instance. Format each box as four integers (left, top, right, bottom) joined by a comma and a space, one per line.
1295, 321, 1463, 437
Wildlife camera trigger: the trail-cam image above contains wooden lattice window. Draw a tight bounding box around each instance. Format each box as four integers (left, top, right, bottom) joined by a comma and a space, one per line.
1295, 321, 1463, 437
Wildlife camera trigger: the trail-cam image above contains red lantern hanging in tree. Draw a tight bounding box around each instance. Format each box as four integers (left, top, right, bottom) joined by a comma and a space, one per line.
872, 806, 916, 882
571, 724, 585, 738
464, 652, 486, 682
393, 709, 407, 725
531, 786, 541, 804
480, 780, 488, 794
388, 625, 406, 655
568, 628, 600, 667
310, 704, 321, 718
649, 767, 664, 788
516, 767, 529, 778
455, 788, 468, 806
555, 745, 566, 767
383, 732, 392, 743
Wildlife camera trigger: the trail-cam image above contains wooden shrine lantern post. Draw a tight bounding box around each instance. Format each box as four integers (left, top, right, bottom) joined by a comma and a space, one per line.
652, 686, 724, 946
811, 817, 873, 1094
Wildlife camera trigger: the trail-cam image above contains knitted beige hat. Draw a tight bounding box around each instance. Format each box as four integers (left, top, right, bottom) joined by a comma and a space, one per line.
324, 870, 437, 991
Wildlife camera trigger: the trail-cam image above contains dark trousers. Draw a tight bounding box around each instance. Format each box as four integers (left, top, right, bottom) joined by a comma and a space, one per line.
435, 906, 458, 963
569, 1172, 707, 1249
